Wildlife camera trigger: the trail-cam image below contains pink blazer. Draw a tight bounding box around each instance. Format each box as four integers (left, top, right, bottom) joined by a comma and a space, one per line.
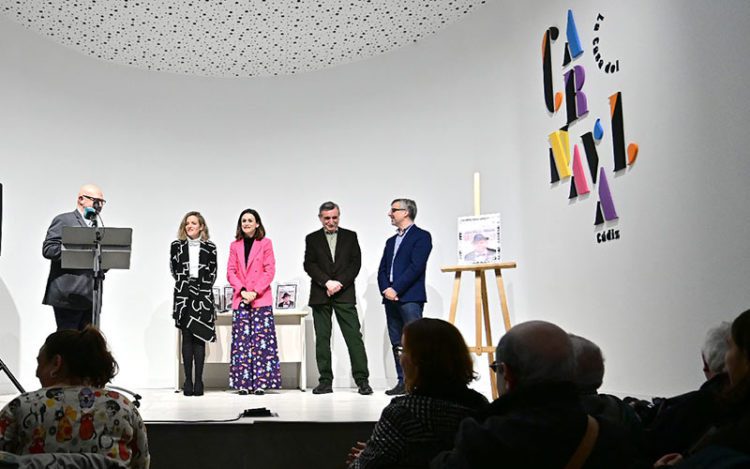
227, 237, 276, 310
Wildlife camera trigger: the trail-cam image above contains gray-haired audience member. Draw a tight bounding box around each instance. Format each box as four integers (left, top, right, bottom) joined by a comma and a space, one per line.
431, 320, 639, 469
701, 321, 732, 380
569, 334, 643, 444
642, 321, 733, 460
654, 310, 750, 466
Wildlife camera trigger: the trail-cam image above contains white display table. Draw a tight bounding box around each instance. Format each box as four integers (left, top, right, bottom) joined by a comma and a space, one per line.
176, 309, 308, 391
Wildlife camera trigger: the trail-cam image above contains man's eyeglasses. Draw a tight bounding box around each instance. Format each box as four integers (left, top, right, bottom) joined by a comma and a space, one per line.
81, 195, 107, 206
389, 208, 406, 213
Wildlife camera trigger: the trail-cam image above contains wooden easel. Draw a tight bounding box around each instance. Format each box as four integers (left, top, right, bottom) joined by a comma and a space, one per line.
443, 172, 516, 400
442, 262, 516, 400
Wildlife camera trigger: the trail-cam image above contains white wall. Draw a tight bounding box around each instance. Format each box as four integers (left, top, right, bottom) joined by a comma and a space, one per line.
507, 0, 750, 397
1, 0, 748, 398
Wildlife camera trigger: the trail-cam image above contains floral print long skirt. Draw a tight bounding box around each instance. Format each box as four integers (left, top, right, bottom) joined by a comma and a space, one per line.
229, 304, 282, 391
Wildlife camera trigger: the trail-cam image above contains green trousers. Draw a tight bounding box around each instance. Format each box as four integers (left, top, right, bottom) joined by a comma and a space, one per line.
312, 301, 369, 384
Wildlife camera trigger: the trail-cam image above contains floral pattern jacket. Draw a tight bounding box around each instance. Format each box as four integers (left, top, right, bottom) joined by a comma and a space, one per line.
0, 386, 149, 468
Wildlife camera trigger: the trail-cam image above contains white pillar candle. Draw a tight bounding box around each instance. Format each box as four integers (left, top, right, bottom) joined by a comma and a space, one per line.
473, 172, 481, 216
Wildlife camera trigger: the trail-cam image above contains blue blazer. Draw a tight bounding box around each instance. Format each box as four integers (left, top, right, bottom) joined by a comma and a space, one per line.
377, 225, 432, 303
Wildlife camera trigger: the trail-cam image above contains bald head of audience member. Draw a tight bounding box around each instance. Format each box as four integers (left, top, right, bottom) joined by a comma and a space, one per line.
569, 334, 605, 394
495, 320, 575, 394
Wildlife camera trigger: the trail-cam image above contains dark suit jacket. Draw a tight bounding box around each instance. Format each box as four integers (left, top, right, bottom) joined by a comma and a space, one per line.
377, 225, 432, 303
42, 210, 93, 310
304, 228, 361, 305
430, 382, 642, 469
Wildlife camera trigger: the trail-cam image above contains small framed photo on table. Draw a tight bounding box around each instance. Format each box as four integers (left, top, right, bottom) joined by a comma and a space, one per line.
223, 286, 234, 311
212, 286, 223, 312
275, 284, 297, 310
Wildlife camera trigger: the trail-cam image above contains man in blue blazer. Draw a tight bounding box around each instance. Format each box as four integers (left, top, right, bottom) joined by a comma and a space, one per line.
377, 198, 432, 395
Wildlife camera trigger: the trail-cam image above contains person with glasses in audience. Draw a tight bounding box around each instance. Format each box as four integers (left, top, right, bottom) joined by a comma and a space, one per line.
346, 318, 487, 468
377, 198, 432, 396
43, 184, 107, 331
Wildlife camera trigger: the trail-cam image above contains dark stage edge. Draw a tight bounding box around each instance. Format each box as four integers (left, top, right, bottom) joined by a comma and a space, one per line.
147, 421, 376, 469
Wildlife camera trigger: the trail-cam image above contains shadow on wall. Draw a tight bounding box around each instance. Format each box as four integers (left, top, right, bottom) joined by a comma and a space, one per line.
362, 272, 391, 388
144, 299, 176, 388
0, 275, 22, 394
304, 311, 319, 388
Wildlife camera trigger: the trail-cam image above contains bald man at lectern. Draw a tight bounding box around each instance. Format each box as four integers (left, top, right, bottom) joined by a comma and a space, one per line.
42, 184, 106, 331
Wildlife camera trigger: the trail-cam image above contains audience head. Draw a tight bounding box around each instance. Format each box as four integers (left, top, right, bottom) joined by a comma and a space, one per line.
400, 318, 475, 394
495, 320, 574, 394
569, 334, 605, 394
702, 321, 732, 380
177, 211, 210, 241
726, 309, 750, 390
235, 208, 266, 240
36, 326, 118, 388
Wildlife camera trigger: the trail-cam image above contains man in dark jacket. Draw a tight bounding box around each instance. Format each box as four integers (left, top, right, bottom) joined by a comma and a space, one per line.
569, 333, 644, 447
431, 321, 642, 469
304, 201, 371, 395
42, 184, 105, 331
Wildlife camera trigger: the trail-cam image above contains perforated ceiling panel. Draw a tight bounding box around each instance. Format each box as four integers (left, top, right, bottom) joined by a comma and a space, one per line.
1, 0, 487, 77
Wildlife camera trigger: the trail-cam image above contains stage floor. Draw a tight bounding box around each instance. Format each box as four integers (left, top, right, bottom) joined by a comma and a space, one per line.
1, 387, 389, 468
1, 387, 392, 424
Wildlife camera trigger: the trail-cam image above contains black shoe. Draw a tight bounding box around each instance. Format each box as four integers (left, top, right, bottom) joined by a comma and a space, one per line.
193, 381, 204, 396
385, 382, 405, 396
312, 382, 333, 394
183, 381, 194, 396
357, 381, 373, 395
254, 388, 265, 395
238, 388, 249, 395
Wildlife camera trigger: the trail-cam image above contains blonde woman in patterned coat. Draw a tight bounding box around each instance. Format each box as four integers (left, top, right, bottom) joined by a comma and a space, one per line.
170, 211, 218, 397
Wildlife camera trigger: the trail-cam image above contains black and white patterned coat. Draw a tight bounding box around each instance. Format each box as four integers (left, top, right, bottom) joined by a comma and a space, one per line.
170, 239, 217, 332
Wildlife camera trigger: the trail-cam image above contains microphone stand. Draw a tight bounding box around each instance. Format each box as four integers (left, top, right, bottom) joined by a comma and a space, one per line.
88, 213, 142, 407
91, 215, 104, 328
0, 355, 25, 394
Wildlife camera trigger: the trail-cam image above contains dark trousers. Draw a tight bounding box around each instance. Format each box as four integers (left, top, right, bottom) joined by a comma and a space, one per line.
53, 307, 92, 331
181, 328, 206, 385
312, 301, 369, 384
384, 300, 424, 382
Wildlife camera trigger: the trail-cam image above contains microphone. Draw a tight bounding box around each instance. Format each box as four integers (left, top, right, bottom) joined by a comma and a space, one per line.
83, 207, 98, 227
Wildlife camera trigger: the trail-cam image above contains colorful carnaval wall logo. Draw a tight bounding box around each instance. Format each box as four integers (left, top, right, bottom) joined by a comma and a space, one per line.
542, 10, 638, 244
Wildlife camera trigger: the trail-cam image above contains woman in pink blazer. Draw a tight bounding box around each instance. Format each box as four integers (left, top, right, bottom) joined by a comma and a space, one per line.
227, 208, 281, 394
